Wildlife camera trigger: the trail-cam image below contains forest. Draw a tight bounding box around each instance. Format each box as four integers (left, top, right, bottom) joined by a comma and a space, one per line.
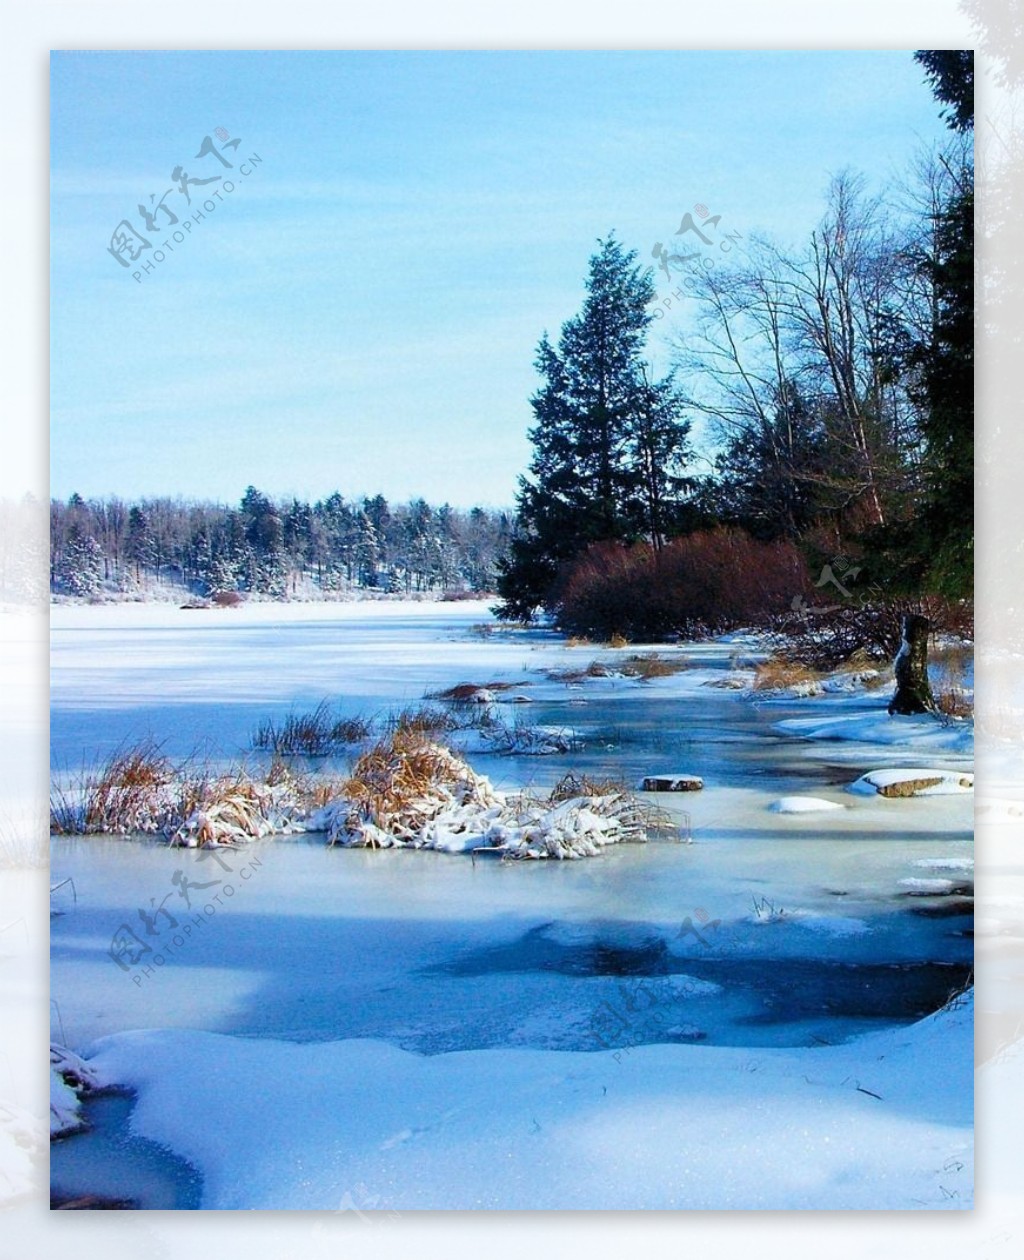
49, 491, 512, 600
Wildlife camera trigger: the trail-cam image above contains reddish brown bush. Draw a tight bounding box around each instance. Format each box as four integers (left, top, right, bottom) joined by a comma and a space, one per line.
555, 529, 810, 640
211, 589, 244, 607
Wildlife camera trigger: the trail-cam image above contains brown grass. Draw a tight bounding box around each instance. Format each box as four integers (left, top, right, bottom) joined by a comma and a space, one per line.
51, 739, 310, 845
427, 681, 530, 702
930, 643, 974, 719
547, 772, 627, 802
620, 653, 690, 681
339, 731, 496, 846
50, 740, 178, 835
546, 660, 614, 683
752, 657, 822, 691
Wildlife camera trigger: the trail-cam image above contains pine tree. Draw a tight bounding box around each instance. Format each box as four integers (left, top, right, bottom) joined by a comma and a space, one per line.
124, 506, 156, 582
496, 235, 689, 619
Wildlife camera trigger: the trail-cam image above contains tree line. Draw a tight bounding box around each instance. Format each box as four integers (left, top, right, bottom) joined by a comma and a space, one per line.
496, 50, 973, 640
50, 490, 513, 599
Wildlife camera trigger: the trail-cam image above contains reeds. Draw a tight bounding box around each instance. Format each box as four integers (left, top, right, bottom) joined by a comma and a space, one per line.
752, 657, 822, 691
251, 702, 372, 756
338, 731, 500, 846
49, 739, 307, 846
619, 653, 689, 681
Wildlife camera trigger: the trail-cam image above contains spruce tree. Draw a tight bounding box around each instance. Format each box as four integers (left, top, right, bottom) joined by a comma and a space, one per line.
496, 234, 689, 619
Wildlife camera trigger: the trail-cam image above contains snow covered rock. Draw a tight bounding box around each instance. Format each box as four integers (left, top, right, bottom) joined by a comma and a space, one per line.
640, 775, 704, 792
848, 768, 974, 798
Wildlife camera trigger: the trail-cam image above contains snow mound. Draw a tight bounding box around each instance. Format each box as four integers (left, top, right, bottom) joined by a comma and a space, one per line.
775, 711, 973, 753
899, 877, 957, 893
768, 796, 845, 814
848, 769, 974, 798
50, 1044, 102, 1137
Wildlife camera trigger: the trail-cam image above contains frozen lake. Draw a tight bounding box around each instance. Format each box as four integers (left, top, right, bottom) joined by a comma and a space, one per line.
49, 599, 974, 1208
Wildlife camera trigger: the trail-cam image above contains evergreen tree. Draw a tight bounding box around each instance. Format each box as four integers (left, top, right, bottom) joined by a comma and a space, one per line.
60, 524, 104, 597
124, 505, 156, 582
910, 50, 974, 596
713, 383, 829, 541
496, 235, 689, 618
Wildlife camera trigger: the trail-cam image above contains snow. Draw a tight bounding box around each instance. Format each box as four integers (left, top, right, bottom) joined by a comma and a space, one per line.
0, 1097, 40, 1203
82, 989, 973, 1210
775, 709, 973, 752
769, 796, 845, 813
899, 878, 957, 894
45, 602, 978, 1211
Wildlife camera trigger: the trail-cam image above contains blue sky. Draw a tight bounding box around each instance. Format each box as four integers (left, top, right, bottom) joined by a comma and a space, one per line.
50, 50, 952, 510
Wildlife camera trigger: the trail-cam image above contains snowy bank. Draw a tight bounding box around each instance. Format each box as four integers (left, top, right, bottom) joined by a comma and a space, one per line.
82, 989, 973, 1210
775, 709, 973, 754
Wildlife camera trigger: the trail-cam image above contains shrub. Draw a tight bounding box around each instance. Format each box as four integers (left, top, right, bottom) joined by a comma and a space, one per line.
555, 529, 809, 641
770, 596, 973, 672
211, 589, 244, 607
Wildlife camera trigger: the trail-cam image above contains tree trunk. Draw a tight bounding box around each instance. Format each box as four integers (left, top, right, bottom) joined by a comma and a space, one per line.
888, 613, 936, 715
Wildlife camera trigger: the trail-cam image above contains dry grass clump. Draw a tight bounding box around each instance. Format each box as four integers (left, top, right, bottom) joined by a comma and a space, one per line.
427, 681, 530, 703
935, 690, 974, 719
478, 713, 581, 755
752, 657, 822, 691
385, 705, 459, 738
50, 740, 178, 836
546, 660, 614, 684
252, 702, 372, 756
619, 653, 689, 681
547, 771, 627, 802
50, 739, 306, 845
930, 642, 974, 719
172, 760, 308, 846
338, 731, 499, 846
608, 633, 629, 649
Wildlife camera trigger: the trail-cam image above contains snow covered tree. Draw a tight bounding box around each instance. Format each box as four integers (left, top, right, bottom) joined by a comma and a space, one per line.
59, 524, 104, 598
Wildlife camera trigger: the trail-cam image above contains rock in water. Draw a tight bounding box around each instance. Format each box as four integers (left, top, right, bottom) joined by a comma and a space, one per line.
640, 775, 704, 792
